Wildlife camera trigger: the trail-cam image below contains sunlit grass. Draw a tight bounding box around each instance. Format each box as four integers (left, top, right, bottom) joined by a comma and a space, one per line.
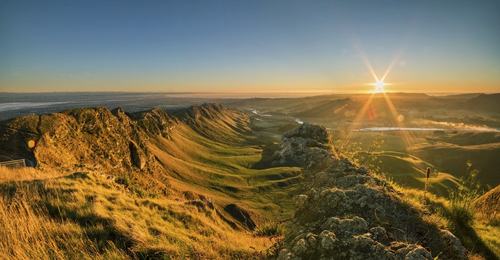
0, 166, 66, 182
0, 169, 275, 258
0, 116, 301, 258
0, 180, 128, 259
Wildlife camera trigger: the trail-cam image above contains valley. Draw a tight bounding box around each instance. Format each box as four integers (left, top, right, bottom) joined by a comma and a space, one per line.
0, 104, 303, 258
2, 1, 499, 258
229, 93, 500, 192
1, 94, 499, 259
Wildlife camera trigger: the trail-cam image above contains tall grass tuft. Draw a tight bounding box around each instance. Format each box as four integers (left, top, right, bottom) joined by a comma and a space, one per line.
446, 163, 482, 226
254, 221, 284, 237
0, 185, 127, 259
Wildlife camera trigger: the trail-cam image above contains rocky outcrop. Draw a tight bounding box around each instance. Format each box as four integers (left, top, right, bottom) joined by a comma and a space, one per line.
274, 124, 467, 260
0, 107, 175, 174
129, 141, 146, 169
0, 103, 251, 198
0, 104, 249, 173
271, 123, 333, 169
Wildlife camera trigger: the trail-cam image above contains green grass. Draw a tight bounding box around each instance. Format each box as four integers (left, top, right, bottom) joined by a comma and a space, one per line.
0, 112, 303, 258
398, 177, 499, 259
148, 122, 302, 220
336, 131, 499, 259
362, 151, 460, 196
336, 131, 461, 197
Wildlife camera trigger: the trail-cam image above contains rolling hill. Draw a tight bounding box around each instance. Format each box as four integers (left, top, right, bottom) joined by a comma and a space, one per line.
0, 103, 498, 259
0, 104, 302, 258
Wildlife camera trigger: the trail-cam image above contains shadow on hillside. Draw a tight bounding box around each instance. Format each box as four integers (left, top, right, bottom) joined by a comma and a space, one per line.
0, 176, 171, 259
426, 196, 497, 259
450, 217, 497, 260
43, 202, 136, 250
252, 143, 280, 169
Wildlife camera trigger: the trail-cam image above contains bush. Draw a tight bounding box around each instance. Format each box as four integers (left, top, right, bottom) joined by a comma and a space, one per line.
255, 222, 283, 237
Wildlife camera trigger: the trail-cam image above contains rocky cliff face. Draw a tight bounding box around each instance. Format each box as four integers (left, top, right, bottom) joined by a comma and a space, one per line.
0, 107, 172, 174
0, 103, 246, 175
273, 124, 467, 260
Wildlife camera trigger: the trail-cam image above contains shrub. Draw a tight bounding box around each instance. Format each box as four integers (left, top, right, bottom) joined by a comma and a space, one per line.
255, 222, 283, 237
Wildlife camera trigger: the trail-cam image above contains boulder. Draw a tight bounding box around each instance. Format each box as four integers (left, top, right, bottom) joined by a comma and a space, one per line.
129, 141, 146, 169
223, 203, 256, 230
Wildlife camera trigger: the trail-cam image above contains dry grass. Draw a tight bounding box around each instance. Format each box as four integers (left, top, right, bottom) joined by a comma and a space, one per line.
396, 185, 500, 259
0, 118, 301, 259
0, 167, 275, 259
0, 183, 127, 260
0, 166, 66, 182
0, 111, 303, 259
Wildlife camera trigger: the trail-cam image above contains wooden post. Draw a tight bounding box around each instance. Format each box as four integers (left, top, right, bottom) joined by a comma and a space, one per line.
424, 167, 431, 203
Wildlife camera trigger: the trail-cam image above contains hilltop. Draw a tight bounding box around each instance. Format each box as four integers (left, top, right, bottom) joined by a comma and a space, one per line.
0, 104, 497, 259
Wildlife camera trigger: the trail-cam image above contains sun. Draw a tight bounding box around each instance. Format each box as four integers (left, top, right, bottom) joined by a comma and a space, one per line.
374, 80, 385, 93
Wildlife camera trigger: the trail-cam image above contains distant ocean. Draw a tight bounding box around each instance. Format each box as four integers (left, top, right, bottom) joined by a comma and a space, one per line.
0, 102, 70, 112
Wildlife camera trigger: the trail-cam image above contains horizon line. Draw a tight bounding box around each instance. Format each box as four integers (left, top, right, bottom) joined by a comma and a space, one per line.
0, 90, 497, 95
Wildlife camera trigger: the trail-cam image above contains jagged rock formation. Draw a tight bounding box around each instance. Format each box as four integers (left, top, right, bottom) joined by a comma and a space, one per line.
271, 123, 333, 169
0, 104, 248, 174
0, 107, 174, 174
273, 124, 467, 260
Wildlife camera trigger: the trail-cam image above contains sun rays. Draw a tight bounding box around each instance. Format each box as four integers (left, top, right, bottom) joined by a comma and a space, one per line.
341, 48, 415, 151
340, 93, 375, 149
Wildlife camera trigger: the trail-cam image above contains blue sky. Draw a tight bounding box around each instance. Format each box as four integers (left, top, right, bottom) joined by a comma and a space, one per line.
1, 0, 499, 93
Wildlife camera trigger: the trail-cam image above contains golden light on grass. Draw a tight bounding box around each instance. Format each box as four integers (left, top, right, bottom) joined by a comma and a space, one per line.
0, 166, 64, 182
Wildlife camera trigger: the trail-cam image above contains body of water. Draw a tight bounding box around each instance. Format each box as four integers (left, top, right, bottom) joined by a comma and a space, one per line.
358, 127, 444, 132
0, 102, 70, 112
357, 126, 499, 132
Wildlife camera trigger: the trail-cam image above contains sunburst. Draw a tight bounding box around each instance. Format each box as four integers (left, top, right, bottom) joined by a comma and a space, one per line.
341, 48, 415, 150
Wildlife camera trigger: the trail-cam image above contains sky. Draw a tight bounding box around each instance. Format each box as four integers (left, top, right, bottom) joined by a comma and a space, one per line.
1, 0, 499, 94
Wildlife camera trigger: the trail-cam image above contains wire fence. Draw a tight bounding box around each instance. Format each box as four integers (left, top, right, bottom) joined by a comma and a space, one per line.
0, 159, 26, 168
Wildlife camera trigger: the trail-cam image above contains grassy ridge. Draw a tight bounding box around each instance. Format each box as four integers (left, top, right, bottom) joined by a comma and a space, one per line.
0, 108, 302, 259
